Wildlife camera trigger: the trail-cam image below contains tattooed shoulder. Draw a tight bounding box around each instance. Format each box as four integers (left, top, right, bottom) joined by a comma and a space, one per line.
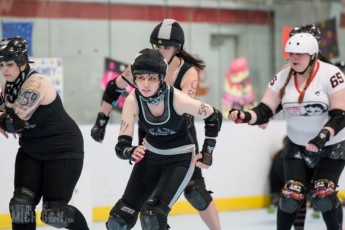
15, 77, 42, 119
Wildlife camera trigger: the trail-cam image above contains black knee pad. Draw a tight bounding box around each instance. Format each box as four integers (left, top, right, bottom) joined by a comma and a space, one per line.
107, 199, 139, 230
40, 201, 75, 228
184, 179, 213, 211
279, 180, 306, 214
140, 198, 171, 230
311, 179, 339, 212
9, 187, 38, 224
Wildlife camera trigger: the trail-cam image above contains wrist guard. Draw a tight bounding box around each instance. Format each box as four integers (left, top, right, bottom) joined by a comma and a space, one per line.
251, 102, 273, 125
204, 108, 222, 137
308, 128, 330, 151
102, 79, 125, 106
91, 112, 109, 142
115, 135, 136, 162
228, 109, 251, 124
0, 112, 28, 133
198, 139, 216, 166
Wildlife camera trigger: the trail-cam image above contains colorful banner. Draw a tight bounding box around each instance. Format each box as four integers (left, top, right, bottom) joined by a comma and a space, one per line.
2, 22, 33, 56
317, 17, 339, 60
101, 57, 134, 112
222, 56, 257, 117
30, 58, 64, 100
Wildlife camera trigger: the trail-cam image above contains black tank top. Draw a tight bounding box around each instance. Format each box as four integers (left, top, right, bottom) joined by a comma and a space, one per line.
135, 84, 192, 149
4, 70, 84, 160
19, 94, 84, 160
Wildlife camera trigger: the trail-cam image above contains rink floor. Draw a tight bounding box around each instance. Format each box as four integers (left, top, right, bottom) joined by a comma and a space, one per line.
32, 207, 328, 230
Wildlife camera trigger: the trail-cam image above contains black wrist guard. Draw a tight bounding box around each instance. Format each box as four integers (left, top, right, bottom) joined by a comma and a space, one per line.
251, 102, 273, 125
115, 135, 136, 163
91, 112, 109, 142
228, 109, 251, 123
0, 112, 28, 133
308, 129, 331, 151
204, 108, 222, 137
199, 139, 216, 166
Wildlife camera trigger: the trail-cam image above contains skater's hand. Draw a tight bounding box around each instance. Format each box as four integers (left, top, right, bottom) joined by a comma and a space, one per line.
193, 153, 209, 169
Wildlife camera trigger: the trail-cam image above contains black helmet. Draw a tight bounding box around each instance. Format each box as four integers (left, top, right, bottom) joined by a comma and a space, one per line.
150, 19, 184, 49
0, 36, 29, 65
131, 48, 168, 81
132, 48, 168, 105
289, 24, 321, 42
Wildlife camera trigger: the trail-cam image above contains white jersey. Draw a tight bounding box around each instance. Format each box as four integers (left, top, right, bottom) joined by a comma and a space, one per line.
268, 60, 345, 145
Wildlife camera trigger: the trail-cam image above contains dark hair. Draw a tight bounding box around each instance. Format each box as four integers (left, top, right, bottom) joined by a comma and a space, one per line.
177, 49, 206, 70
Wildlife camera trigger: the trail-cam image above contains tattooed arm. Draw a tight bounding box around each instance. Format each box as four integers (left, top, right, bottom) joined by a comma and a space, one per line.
180, 67, 198, 99
174, 89, 215, 121
118, 91, 137, 137
14, 73, 56, 120
115, 91, 146, 162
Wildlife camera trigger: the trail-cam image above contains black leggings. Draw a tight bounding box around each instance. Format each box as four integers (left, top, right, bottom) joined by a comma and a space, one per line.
11, 149, 88, 230
277, 157, 345, 230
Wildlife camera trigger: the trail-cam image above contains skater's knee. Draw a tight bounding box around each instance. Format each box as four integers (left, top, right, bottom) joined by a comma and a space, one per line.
184, 179, 213, 211
9, 187, 38, 224
140, 198, 170, 230
107, 199, 139, 230
40, 200, 75, 228
279, 180, 306, 214
310, 179, 339, 212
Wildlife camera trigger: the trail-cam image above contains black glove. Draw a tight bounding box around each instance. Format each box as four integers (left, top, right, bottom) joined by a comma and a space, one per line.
308, 128, 330, 151
91, 112, 109, 142
228, 109, 251, 124
198, 139, 216, 166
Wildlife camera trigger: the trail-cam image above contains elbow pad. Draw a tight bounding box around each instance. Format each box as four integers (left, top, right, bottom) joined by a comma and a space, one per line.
0, 112, 28, 133
204, 108, 222, 137
251, 102, 274, 125
115, 135, 135, 160
325, 109, 345, 135
102, 79, 125, 106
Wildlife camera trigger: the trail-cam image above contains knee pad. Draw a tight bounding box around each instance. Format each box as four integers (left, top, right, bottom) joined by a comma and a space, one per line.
9, 187, 38, 224
40, 201, 75, 228
140, 198, 171, 230
279, 180, 306, 214
184, 179, 213, 211
311, 179, 339, 212
107, 199, 139, 230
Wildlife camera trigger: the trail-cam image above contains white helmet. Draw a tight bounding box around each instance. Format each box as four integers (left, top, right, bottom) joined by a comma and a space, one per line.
285, 32, 318, 55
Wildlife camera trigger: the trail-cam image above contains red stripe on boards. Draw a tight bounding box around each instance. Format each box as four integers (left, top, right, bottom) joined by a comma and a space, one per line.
0, 1, 273, 25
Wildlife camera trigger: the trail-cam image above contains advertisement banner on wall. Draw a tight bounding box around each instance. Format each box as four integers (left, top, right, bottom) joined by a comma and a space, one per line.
30, 57, 64, 101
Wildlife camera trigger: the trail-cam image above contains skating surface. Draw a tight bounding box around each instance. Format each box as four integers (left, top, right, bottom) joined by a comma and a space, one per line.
30, 208, 328, 229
